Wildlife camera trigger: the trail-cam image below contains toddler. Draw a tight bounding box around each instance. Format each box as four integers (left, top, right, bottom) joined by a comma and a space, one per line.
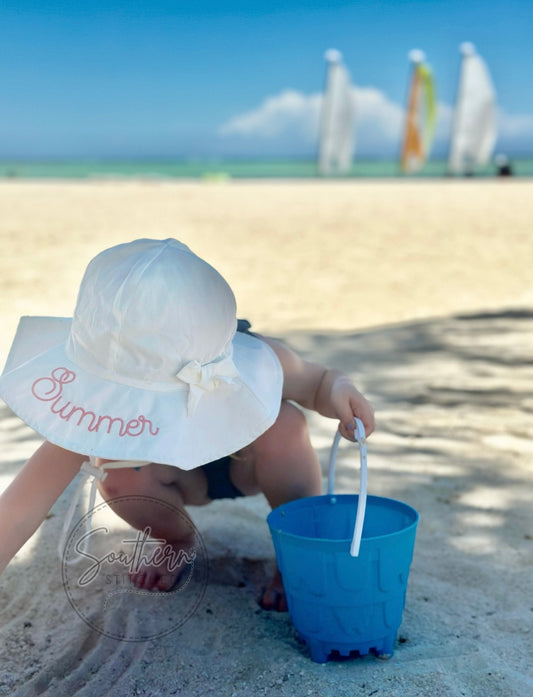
0, 238, 374, 611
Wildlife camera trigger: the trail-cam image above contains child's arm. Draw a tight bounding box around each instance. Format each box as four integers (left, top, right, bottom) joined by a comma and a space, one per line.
0, 441, 84, 574
263, 336, 375, 439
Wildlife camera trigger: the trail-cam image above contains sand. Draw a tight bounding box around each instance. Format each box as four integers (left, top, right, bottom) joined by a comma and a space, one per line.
0, 179, 532, 696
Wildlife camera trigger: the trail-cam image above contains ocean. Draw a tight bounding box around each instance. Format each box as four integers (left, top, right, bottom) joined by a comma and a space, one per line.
1, 159, 532, 180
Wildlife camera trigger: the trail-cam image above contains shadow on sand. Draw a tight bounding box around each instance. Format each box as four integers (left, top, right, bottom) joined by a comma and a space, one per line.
1, 309, 532, 697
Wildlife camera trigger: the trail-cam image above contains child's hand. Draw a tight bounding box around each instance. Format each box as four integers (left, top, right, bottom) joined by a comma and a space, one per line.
261, 337, 375, 440
329, 376, 375, 441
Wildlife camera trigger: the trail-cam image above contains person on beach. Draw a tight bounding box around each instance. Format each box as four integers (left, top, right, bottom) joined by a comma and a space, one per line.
0, 238, 374, 611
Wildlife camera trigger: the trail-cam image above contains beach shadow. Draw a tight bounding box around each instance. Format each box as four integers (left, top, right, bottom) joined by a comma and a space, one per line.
1, 308, 533, 696
276, 309, 533, 679
284, 307, 533, 537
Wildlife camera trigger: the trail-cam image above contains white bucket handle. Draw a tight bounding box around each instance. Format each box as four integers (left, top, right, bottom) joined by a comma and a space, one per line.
327, 417, 368, 557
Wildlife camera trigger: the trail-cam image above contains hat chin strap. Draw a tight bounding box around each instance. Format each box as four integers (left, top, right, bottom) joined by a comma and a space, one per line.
58, 458, 151, 562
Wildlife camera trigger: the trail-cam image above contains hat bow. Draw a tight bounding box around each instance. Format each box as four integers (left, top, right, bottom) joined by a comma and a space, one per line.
176, 355, 240, 415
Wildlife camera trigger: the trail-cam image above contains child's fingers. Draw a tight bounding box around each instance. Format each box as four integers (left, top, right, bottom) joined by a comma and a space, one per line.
339, 421, 357, 441
349, 397, 375, 437
336, 407, 375, 441
332, 381, 375, 439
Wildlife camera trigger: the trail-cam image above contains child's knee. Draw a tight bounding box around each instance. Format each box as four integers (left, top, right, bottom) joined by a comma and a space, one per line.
249, 401, 321, 503
277, 401, 310, 439
98, 467, 145, 500
255, 401, 310, 458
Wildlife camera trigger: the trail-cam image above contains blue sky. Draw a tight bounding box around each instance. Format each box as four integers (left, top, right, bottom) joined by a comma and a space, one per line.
1, 0, 532, 160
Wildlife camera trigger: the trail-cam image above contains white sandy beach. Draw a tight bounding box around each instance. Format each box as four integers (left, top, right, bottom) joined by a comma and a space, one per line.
0, 179, 532, 696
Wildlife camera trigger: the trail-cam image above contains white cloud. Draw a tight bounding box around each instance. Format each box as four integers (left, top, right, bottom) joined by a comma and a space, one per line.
352, 86, 403, 141
218, 86, 533, 158
219, 89, 321, 143
498, 110, 533, 138
219, 85, 405, 157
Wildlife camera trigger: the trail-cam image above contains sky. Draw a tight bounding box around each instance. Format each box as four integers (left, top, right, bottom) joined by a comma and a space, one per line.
0, 0, 532, 160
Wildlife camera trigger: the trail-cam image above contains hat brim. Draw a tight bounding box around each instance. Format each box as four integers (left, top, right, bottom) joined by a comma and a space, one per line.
0, 317, 283, 469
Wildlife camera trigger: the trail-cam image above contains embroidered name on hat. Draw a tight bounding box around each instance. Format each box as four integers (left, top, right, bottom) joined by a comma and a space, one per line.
31, 368, 160, 438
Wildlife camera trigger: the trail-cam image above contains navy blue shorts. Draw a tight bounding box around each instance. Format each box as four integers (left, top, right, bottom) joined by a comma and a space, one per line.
202, 456, 244, 500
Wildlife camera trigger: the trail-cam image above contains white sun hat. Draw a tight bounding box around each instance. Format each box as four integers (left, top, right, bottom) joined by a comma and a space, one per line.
0, 238, 283, 469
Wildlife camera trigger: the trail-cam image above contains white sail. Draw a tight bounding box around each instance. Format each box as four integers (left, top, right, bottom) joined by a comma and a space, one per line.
318, 50, 356, 176
448, 43, 497, 175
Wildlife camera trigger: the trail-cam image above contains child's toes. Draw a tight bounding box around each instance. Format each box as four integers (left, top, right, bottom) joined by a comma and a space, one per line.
259, 570, 288, 612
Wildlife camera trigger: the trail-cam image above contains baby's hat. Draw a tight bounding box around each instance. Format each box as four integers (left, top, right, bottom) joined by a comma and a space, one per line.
0, 238, 282, 468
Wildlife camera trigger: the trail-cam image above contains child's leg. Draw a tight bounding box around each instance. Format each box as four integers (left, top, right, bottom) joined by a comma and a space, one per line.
97, 401, 321, 605
231, 401, 322, 505
97, 464, 206, 591
230, 401, 322, 610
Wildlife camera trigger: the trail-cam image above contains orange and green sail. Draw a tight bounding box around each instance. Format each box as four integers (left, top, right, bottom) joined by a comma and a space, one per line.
400, 54, 437, 174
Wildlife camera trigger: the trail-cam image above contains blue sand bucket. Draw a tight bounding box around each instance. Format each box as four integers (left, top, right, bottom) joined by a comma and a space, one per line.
267, 419, 419, 663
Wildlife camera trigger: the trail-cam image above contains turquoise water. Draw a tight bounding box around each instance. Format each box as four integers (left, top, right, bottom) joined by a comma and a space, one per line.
1, 159, 532, 179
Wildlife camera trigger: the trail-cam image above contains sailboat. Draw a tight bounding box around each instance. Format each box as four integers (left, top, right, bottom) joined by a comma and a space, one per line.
448, 43, 497, 175
400, 50, 437, 174
317, 49, 357, 176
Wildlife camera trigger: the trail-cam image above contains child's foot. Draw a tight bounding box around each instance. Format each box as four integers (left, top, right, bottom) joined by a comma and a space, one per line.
129, 539, 195, 592
259, 569, 288, 612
